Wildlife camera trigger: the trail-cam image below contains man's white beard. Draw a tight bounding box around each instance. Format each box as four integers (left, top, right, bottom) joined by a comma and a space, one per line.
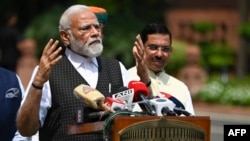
70, 36, 103, 58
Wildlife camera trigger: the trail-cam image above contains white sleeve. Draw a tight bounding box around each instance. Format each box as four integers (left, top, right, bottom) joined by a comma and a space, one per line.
12, 131, 32, 141
21, 66, 52, 127
119, 62, 132, 87
15, 74, 25, 98
184, 90, 195, 116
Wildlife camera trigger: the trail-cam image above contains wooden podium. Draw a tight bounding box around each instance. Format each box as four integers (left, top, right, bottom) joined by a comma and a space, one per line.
112, 116, 210, 141
68, 116, 210, 141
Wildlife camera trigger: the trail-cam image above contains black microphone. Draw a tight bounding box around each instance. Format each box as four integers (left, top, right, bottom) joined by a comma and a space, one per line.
161, 106, 177, 116
88, 111, 111, 119
128, 80, 156, 116
173, 107, 192, 116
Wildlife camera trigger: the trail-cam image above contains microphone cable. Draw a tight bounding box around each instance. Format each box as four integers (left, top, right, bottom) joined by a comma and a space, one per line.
103, 110, 143, 141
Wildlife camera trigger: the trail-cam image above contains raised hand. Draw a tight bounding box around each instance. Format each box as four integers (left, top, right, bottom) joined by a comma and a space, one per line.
33, 39, 63, 86
132, 34, 150, 84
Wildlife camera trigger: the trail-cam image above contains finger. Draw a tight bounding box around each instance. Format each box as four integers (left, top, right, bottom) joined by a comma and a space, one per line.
136, 35, 144, 51
49, 46, 62, 61
49, 52, 63, 66
43, 39, 55, 53
132, 46, 142, 61
135, 36, 145, 56
47, 40, 60, 54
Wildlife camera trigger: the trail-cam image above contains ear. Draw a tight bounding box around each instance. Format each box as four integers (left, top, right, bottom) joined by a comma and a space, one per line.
60, 30, 70, 46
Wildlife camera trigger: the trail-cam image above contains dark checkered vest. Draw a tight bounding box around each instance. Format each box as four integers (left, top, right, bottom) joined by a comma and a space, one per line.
39, 55, 123, 141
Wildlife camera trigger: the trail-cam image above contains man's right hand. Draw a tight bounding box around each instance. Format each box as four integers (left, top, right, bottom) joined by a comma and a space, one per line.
33, 39, 63, 86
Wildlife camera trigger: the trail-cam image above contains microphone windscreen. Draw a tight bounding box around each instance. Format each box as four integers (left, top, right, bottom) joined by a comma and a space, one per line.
73, 84, 105, 110
128, 80, 148, 101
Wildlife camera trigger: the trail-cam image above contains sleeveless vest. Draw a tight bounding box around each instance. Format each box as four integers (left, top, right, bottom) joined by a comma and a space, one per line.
39, 55, 123, 141
0, 67, 22, 141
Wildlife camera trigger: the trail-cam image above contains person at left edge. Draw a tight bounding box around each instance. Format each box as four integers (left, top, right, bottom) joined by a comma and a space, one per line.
0, 67, 30, 141
15, 4, 151, 141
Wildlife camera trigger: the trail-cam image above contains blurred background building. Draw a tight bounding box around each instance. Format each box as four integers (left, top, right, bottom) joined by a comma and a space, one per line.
0, 0, 250, 105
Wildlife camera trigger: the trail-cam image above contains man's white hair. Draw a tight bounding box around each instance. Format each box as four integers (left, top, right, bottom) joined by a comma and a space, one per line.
59, 5, 89, 31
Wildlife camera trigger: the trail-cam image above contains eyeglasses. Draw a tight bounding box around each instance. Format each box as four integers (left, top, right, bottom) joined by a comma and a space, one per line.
68, 23, 102, 33
147, 45, 172, 53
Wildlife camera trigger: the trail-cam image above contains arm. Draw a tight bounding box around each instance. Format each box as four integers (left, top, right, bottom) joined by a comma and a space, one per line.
16, 39, 62, 136
132, 34, 153, 98
184, 89, 195, 116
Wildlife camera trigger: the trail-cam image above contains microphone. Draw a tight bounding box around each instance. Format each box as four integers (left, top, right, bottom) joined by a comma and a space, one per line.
73, 84, 113, 112
159, 92, 185, 109
128, 80, 156, 115
88, 110, 111, 119
149, 97, 176, 116
157, 92, 192, 116
161, 106, 177, 116
105, 97, 125, 111
112, 86, 134, 111
112, 87, 134, 104
173, 107, 192, 116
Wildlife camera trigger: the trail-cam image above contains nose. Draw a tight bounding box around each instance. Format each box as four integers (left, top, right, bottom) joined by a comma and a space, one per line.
89, 26, 101, 36
155, 48, 164, 56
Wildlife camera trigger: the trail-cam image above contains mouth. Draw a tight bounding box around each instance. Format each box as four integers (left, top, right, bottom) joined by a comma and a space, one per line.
153, 61, 162, 65
89, 39, 101, 46
152, 60, 165, 68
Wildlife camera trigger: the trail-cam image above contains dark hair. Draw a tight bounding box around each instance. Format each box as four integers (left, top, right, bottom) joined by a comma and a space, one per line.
140, 23, 172, 45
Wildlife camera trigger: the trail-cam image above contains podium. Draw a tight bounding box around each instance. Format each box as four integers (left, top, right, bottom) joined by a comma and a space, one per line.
68, 116, 211, 141
112, 116, 210, 141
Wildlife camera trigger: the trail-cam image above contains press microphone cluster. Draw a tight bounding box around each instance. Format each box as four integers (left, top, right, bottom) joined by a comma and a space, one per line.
73, 84, 138, 119
73, 81, 192, 120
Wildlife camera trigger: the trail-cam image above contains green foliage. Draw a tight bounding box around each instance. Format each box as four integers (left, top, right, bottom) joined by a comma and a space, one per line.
191, 21, 215, 34
23, 6, 64, 57
238, 22, 250, 39
196, 75, 250, 106
190, 21, 236, 74
198, 42, 236, 73
102, 15, 145, 69
166, 40, 187, 74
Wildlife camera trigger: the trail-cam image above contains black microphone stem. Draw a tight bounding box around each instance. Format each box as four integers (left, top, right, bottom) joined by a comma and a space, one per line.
139, 93, 156, 116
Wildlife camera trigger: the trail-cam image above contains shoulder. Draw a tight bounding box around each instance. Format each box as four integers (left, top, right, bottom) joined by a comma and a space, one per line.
128, 66, 140, 80
128, 66, 137, 75
0, 67, 22, 87
128, 66, 136, 72
0, 67, 16, 76
168, 74, 188, 88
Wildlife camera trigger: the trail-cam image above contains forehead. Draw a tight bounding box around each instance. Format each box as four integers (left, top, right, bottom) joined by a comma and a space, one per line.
146, 34, 171, 45
70, 9, 98, 26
